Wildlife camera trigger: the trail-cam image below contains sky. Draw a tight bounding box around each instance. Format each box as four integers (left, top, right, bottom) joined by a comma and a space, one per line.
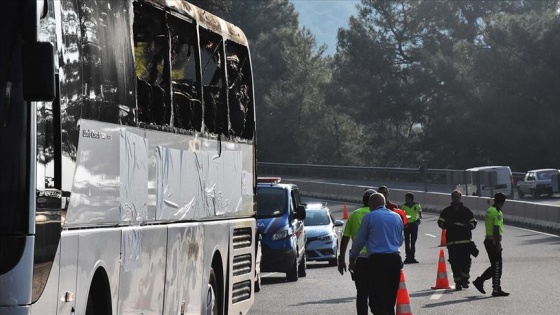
291, 0, 360, 56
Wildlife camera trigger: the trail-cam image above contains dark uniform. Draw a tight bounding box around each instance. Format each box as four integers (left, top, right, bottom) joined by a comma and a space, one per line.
437, 200, 477, 289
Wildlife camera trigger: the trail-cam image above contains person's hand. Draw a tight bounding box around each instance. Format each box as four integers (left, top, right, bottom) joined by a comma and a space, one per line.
337, 257, 346, 275
348, 257, 356, 272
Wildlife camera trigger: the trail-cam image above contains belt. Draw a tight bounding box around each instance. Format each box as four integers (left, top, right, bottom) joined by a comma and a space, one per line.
369, 252, 400, 257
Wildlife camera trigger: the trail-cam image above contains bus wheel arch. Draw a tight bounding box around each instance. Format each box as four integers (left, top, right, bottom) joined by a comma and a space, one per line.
85, 267, 112, 315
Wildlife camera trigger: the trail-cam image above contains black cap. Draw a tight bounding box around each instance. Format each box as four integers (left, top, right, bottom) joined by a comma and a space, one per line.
494, 192, 506, 203
364, 189, 376, 197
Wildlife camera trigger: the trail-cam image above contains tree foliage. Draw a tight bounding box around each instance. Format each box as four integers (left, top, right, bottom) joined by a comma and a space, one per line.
329, 0, 560, 170
197, 0, 560, 172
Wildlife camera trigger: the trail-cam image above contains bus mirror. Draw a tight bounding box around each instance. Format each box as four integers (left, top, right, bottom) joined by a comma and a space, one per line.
22, 42, 56, 102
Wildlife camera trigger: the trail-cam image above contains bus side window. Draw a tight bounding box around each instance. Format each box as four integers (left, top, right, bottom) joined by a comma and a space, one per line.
200, 29, 227, 135
133, 3, 170, 127
226, 41, 254, 139
168, 15, 202, 131
78, 1, 136, 125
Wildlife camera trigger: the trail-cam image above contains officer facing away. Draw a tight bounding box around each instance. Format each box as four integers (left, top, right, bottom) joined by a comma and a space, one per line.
350, 193, 404, 315
338, 188, 376, 315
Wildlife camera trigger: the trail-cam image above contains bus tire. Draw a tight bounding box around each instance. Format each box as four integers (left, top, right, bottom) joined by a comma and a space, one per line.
207, 268, 219, 315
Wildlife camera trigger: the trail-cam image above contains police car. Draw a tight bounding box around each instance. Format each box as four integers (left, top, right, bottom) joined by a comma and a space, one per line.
256, 177, 307, 281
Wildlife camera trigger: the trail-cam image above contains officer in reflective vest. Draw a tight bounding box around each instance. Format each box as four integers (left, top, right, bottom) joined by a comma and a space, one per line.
401, 192, 422, 264
338, 188, 376, 315
473, 192, 510, 297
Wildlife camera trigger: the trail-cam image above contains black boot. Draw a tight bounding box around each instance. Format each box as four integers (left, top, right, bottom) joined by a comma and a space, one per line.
473, 277, 485, 294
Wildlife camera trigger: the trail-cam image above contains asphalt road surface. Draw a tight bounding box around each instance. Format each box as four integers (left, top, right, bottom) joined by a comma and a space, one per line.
251, 199, 560, 315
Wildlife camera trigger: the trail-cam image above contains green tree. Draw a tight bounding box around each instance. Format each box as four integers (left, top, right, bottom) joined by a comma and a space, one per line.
225, 0, 334, 163
330, 0, 560, 170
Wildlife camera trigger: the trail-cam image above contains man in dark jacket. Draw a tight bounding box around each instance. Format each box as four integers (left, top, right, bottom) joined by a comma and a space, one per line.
437, 190, 477, 290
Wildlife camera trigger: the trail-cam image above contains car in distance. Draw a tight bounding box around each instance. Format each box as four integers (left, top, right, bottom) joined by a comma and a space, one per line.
303, 203, 344, 266
256, 177, 307, 282
517, 169, 560, 198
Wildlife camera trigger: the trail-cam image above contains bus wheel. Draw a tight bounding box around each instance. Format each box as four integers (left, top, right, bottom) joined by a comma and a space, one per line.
206, 268, 218, 315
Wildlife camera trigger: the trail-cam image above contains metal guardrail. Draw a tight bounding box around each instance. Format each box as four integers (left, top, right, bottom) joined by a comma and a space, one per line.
256, 162, 526, 191
258, 162, 445, 183
288, 179, 560, 232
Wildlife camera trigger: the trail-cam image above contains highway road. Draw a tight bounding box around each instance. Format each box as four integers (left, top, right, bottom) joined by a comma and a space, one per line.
251, 199, 560, 314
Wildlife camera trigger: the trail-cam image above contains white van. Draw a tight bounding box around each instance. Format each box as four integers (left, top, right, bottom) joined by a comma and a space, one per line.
455, 166, 514, 199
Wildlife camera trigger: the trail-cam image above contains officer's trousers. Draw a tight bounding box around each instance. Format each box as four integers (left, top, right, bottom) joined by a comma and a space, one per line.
366, 253, 402, 315
447, 243, 472, 284
404, 222, 419, 259
351, 257, 369, 315
480, 238, 503, 290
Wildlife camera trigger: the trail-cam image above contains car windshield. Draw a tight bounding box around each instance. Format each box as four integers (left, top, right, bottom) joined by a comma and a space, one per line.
256, 187, 286, 218
304, 210, 331, 226
537, 171, 557, 180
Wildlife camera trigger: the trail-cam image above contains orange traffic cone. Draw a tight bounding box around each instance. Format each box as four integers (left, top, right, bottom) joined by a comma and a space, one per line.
343, 203, 349, 219
439, 229, 447, 247
431, 248, 451, 289
396, 270, 413, 315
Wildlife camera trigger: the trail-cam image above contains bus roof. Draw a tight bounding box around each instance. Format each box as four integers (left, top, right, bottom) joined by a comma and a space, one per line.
144, 0, 249, 46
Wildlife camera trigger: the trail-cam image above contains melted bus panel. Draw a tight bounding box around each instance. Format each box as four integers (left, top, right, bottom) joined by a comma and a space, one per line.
1, 0, 256, 314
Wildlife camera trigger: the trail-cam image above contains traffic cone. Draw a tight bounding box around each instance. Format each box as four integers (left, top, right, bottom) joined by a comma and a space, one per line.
343, 203, 349, 219
431, 248, 451, 289
439, 229, 447, 247
396, 270, 413, 315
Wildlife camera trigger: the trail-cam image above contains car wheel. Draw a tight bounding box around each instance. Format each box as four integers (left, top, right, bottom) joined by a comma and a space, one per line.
329, 246, 338, 266
518, 188, 524, 198
286, 257, 298, 282
298, 252, 307, 277
254, 271, 261, 292
532, 189, 539, 199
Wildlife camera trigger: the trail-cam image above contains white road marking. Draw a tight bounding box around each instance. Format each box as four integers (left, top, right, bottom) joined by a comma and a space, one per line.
512, 226, 560, 238
425, 233, 437, 238
430, 289, 447, 300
